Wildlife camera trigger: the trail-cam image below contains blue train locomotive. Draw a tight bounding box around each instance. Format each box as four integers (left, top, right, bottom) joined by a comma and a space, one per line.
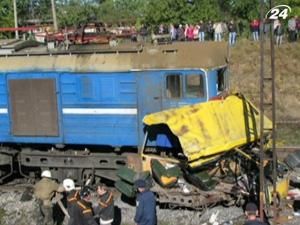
0, 42, 228, 182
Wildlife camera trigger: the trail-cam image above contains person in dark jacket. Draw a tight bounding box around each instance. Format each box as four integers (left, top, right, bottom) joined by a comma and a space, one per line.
134, 179, 157, 225
63, 178, 80, 225
244, 202, 266, 225
94, 183, 114, 225
228, 20, 237, 46
73, 186, 98, 225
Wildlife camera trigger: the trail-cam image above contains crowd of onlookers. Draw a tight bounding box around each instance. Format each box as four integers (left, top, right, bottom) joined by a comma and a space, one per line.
131, 16, 300, 47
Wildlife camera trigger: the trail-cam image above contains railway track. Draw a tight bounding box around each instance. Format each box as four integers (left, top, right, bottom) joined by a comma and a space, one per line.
0, 179, 33, 192
0, 146, 298, 193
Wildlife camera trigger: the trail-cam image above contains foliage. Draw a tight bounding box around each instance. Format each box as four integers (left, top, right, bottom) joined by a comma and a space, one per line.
0, 0, 14, 38
57, 0, 99, 27
0, 0, 299, 35
144, 0, 221, 25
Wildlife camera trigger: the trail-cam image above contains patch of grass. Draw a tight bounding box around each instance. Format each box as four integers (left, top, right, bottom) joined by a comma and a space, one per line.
0, 207, 6, 225
230, 40, 300, 147
277, 124, 300, 146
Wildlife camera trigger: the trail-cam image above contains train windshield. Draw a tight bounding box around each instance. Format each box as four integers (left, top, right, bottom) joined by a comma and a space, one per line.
185, 74, 205, 98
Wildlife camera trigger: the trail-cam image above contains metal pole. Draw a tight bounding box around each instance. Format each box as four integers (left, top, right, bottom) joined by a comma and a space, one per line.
270, 0, 278, 220
259, 0, 265, 222
51, 0, 58, 32
13, 0, 19, 39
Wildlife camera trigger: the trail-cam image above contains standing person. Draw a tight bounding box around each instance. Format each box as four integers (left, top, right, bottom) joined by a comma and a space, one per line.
34, 170, 60, 225
296, 16, 300, 40
184, 24, 189, 41
207, 20, 214, 41
250, 19, 260, 41
74, 186, 98, 225
263, 19, 271, 39
187, 25, 194, 41
63, 178, 80, 225
94, 183, 114, 225
193, 24, 199, 41
228, 20, 237, 46
244, 202, 266, 225
274, 21, 284, 46
169, 24, 176, 41
198, 20, 206, 42
288, 16, 297, 42
213, 22, 222, 41
139, 24, 148, 43
177, 24, 185, 41
134, 179, 157, 225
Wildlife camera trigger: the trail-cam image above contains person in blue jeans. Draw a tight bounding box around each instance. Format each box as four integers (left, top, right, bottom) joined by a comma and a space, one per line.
228, 20, 237, 46
250, 19, 260, 41
134, 179, 157, 225
198, 20, 206, 42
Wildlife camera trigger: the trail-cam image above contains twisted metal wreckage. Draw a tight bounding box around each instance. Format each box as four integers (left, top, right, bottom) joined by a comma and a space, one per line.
115, 94, 290, 209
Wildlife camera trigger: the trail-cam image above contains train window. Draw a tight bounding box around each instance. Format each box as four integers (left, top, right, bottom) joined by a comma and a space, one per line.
166, 75, 181, 98
217, 68, 226, 93
185, 75, 204, 98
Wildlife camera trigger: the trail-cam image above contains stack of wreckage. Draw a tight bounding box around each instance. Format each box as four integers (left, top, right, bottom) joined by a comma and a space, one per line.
115, 94, 290, 208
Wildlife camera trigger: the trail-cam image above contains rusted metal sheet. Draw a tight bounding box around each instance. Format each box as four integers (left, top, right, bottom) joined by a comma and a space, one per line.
9, 79, 58, 136
0, 42, 227, 72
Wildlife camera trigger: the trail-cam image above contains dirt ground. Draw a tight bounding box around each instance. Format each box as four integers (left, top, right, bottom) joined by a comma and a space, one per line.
229, 39, 300, 146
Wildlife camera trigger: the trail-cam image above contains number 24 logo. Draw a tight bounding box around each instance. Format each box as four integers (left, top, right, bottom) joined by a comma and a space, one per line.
265, 5, 292, 20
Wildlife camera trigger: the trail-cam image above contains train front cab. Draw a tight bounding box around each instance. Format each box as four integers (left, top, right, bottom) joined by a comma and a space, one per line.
136, 66, 229, 172
137, 66, 228, 141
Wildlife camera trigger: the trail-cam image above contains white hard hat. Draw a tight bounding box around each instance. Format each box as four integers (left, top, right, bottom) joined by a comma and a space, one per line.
41, 170, 52, 178
63, 178, 75, 191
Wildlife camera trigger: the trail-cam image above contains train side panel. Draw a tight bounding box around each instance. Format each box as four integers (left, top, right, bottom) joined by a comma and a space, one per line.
60, 73, 138, 146
0, 68, 226, 147
0, 74, 10, 141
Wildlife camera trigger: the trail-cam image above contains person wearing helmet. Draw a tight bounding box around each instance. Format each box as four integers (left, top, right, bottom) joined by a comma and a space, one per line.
73, 186, 98, 225
94, 183, 114, 225
34, 170, 60, 225
62, 178, 80, 225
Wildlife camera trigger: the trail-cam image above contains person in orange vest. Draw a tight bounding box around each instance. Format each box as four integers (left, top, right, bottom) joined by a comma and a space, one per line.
63, 178, 80, 225
74, 186, 98, 225
94, 183, 115, 225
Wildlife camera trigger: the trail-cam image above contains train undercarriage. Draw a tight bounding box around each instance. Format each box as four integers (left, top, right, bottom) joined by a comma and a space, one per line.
0, 144, 258, 209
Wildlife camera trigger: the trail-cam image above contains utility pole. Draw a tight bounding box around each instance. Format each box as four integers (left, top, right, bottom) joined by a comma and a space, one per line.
51, 0, 58, 32
13, 0, 19, 39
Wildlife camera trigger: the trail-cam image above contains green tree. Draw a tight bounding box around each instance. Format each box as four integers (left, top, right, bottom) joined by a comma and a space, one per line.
56, 0, 98, 27
144, 0, 222, 25
0, 0, 14, 38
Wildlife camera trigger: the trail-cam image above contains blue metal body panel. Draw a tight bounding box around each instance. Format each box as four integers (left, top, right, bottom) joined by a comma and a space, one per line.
0, 68, 227, 148
0, 75, 10, 141
207, 70, 218, 98
61, 72, 138, 146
